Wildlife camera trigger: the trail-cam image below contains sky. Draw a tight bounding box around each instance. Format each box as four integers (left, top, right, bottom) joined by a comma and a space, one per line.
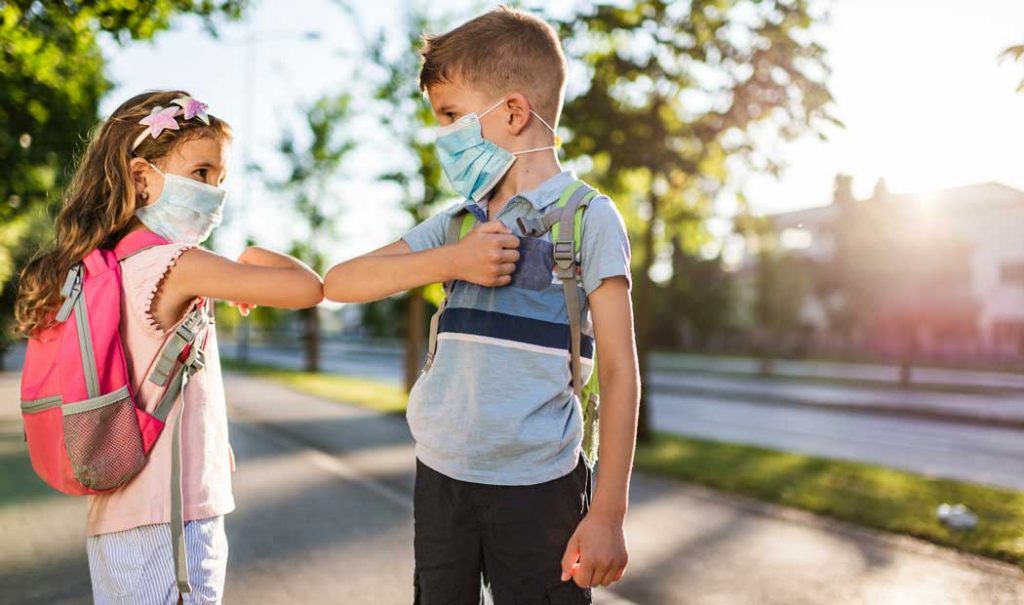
97, 0, 1024, 264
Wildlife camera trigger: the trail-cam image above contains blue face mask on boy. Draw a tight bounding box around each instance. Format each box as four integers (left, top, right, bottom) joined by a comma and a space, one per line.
136, 163, 227, 245
434, 98, 558, 202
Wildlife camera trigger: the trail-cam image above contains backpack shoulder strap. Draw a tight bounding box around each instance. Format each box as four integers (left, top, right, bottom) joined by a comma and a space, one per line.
114, 229, 172, 261
553, 181, 598, 398
424, 209, 478, 372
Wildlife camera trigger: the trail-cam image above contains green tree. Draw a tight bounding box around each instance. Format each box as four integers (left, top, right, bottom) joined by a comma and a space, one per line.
270, 94, 357, 372
558, 0, 836, 440
653, 239, 737, 350
751, 224, 812, 373
366, 9, 454, 392
0, 0, 245, 362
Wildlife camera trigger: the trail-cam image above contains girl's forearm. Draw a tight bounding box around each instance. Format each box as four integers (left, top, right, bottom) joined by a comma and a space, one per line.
239, 246, 311, 270
239, 246, 323, 308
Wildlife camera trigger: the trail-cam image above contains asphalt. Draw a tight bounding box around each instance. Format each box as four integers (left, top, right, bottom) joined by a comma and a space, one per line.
3, 372, 1024, 604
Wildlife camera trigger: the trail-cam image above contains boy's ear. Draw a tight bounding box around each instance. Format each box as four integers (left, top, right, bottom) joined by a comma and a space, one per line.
503, 93, 531, 136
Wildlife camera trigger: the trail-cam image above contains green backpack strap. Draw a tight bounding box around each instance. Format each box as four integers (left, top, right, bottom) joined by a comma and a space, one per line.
424, 211, 478, 372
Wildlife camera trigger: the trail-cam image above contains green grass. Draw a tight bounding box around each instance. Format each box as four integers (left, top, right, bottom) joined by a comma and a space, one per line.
225, 361, 1024, 568
637, 433, 1024, 568
222, 359, 407, 414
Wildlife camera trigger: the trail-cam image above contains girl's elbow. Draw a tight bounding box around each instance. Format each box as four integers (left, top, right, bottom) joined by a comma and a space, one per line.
304, 284, 325, 308
303, 277, 325, 307
285, 274, 323, 309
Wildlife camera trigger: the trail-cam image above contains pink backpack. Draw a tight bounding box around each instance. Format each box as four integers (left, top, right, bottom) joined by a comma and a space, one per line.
19, 229, 210, 593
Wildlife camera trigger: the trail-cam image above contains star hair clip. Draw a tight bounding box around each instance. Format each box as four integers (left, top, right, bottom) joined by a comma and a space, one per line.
130, 96, 211, 151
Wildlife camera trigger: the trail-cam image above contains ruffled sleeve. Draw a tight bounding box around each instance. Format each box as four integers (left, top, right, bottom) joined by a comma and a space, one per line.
122, 243, 197, 338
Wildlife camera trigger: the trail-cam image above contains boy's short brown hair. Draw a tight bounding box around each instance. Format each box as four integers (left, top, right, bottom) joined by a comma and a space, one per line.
419, 6, 567, 127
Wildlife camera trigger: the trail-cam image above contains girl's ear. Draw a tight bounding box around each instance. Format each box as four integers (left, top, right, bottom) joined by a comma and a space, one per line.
504, 93, 530, 136
128, 157, 153, 206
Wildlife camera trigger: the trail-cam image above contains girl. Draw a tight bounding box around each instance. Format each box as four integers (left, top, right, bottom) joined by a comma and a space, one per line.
14, 90, 323, 604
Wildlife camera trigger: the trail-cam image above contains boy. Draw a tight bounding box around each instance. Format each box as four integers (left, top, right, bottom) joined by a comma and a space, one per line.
324, 6, 640, 604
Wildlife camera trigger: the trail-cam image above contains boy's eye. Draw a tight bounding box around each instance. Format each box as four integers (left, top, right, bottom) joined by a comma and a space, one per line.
193, 168, 208, 180
445, 112, 458, 121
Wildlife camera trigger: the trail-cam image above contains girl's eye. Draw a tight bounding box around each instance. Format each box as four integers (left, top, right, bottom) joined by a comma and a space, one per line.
193, 168, 208, 180
445, 112, 457, 121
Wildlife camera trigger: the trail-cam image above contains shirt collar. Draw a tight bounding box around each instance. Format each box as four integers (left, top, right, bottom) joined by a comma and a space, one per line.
454, 170, 578, 217
513, 170, 577, 211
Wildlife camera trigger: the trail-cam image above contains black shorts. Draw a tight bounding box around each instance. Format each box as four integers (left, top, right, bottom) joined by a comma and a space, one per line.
413, 458, 593, 605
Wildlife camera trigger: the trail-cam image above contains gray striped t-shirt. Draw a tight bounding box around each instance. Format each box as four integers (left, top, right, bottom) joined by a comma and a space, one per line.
402, 170, 631, 486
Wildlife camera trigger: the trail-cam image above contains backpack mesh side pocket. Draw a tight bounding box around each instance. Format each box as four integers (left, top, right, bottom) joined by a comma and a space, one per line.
62, 387, 146, 491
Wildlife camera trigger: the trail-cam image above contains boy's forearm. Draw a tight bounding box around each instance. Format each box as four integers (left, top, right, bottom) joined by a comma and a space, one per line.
325, 245, 455, 303
589, 366, 640, 519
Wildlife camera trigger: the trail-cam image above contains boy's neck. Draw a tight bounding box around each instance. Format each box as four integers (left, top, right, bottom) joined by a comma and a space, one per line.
487, 152, 562, 219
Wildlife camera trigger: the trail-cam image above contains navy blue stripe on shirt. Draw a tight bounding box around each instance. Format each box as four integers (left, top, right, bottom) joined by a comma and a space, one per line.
439, 307, 594, 358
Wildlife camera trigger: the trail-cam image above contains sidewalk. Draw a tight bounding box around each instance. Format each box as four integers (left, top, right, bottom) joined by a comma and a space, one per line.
3, 371, 1024, 603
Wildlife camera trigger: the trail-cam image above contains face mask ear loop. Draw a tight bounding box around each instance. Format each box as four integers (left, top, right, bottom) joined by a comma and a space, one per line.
529, 110, 562, 149
479, 98, 561, 149
478, 98, 507, 119
530, 111, 556, 135
512, 145, 557, 156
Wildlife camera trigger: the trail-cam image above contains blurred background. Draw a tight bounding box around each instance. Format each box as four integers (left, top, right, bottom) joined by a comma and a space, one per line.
3, 1, 1024, 603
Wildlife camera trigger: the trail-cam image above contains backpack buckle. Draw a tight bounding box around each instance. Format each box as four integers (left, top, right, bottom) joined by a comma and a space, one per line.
516, 217, 546, 238
177, 309, 208, 341
55, 266, 83, 323
553, 240, 574, 268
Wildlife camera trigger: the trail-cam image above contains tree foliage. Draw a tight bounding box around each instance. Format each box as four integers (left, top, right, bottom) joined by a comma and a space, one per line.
365, 8, 454, 390
0, 0, 245, 357
557, 0, 836, 438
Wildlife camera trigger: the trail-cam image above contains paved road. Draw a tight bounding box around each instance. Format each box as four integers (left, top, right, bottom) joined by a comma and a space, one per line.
220, 342, 1024, 491
4, 372, 1023, 604
220, 342, 1024, 423
650, 372, 1024, 425
652, 354, 1024, 391
651, 392, 1024, 491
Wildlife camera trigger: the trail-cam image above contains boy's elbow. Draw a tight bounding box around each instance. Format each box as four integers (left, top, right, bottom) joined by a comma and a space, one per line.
323, 264, 367, 303
323, 266, 348, 303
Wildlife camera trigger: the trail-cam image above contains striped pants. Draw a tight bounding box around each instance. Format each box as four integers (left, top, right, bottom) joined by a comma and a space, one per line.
87, 516, 228, 605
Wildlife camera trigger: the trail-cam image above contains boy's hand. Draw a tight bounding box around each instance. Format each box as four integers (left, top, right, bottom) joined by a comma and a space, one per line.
560, 508, 628, 588
451, 220, 520, 287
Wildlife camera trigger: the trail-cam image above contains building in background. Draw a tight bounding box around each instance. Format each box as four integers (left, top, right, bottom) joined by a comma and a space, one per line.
769, 180, 1024, 356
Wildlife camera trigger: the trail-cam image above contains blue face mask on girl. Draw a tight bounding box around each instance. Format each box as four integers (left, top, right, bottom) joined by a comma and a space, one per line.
434, 98, 558, 202
136, 163, 227, 245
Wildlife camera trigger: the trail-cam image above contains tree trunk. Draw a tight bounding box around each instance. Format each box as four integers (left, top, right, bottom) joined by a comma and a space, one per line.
758, 330, 776, 376
899, 325, 916, 388
237, 320, 251, 365
405, 288, 426, 393
303, 307, 320, 373
898, 360, 912, 387
634, 196, 658, 443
